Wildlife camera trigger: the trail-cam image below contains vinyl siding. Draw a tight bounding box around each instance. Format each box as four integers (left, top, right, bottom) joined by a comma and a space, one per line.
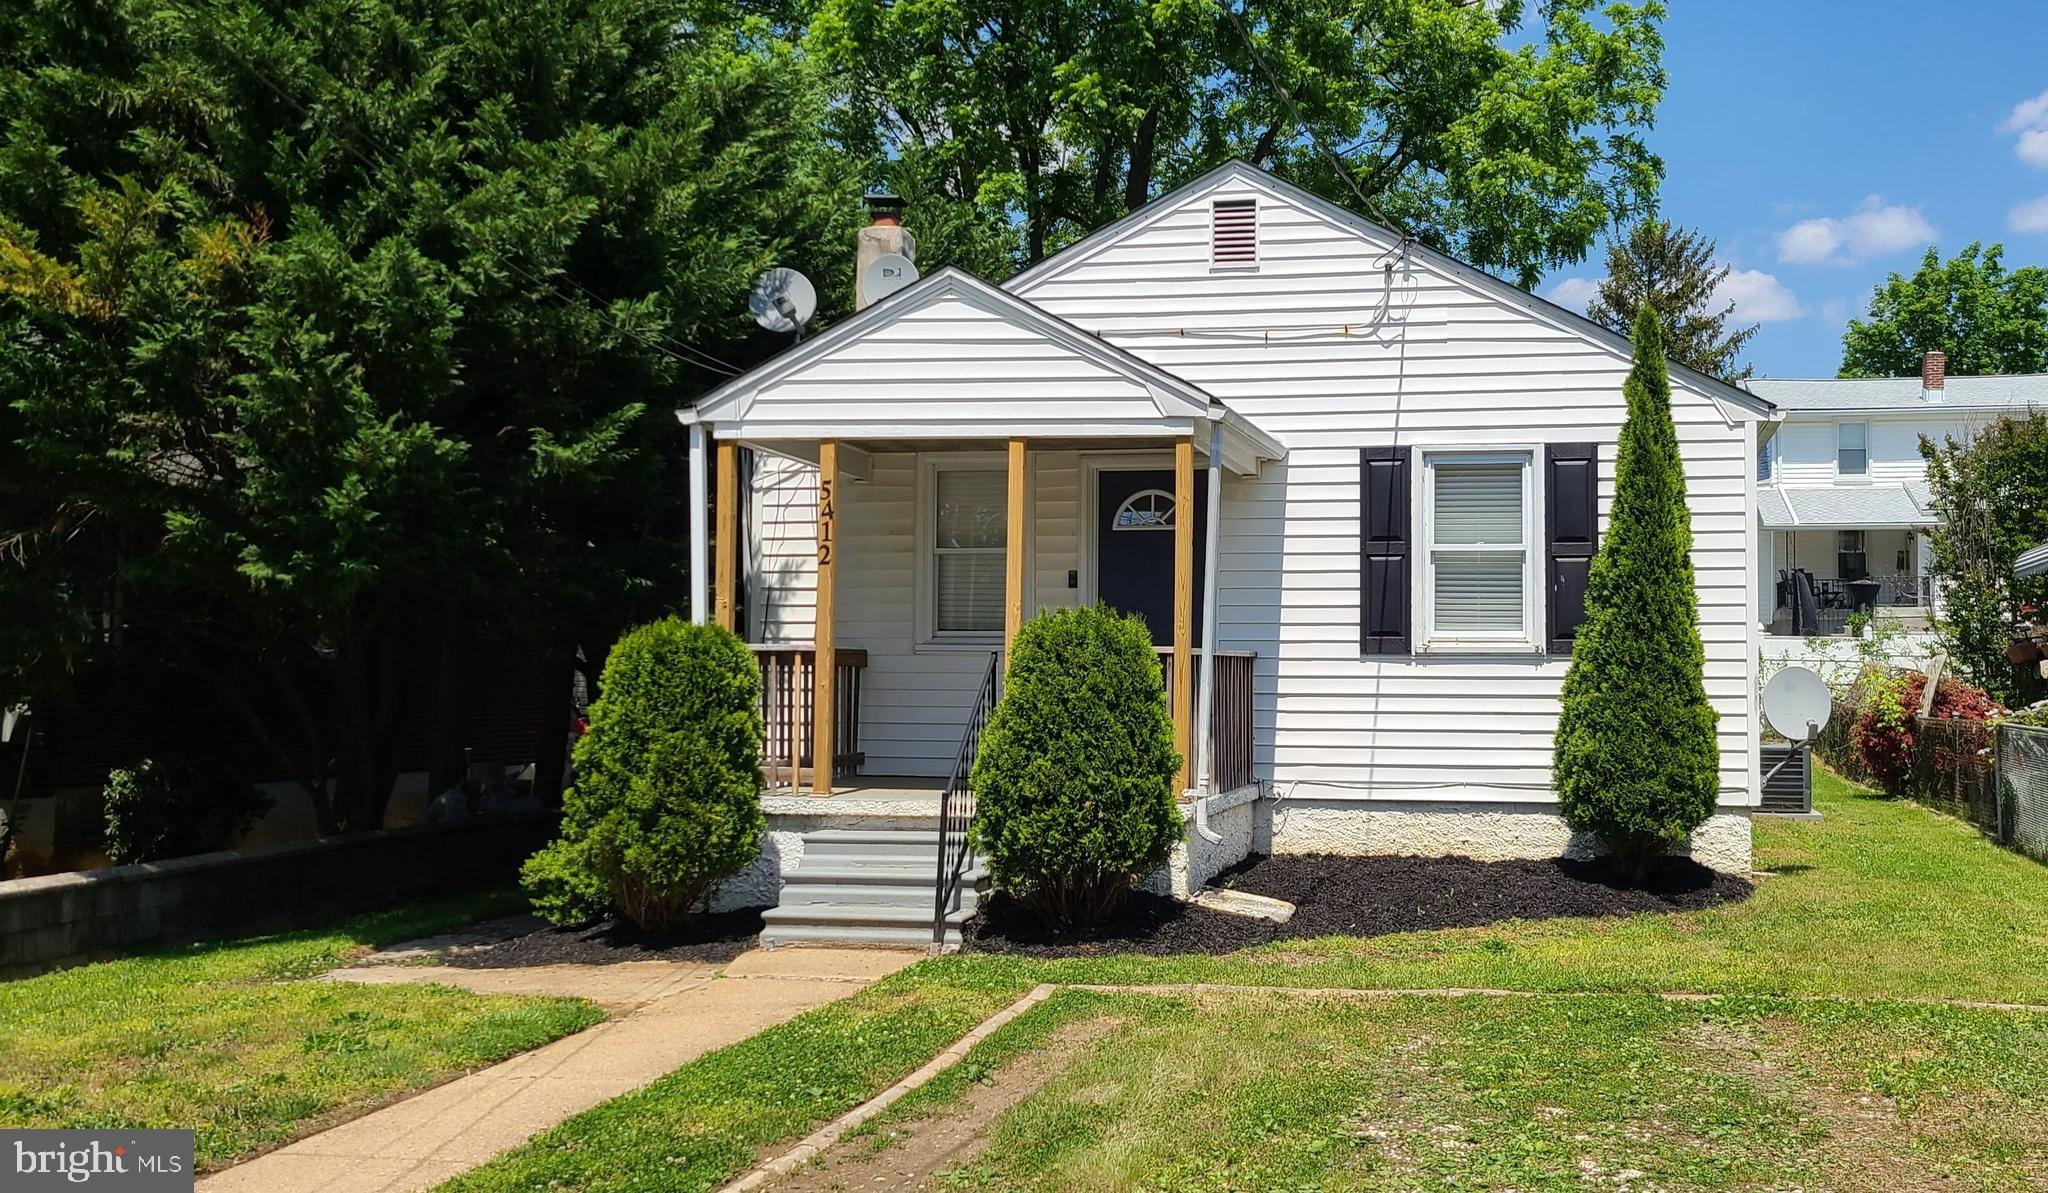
1772, 411, 2007, 487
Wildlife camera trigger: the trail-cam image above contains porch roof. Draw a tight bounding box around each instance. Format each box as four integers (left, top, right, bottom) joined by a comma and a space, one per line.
1759, 482, 1935, 529
678, 268, 1286, 476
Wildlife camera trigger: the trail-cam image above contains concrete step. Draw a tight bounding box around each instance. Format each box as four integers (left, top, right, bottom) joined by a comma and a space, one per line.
759, 922, 961, 950
763, 822, 982, 952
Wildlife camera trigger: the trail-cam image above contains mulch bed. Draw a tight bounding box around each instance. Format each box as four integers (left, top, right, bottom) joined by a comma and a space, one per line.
443, 907, 768, 968
962, 853, 1752, 957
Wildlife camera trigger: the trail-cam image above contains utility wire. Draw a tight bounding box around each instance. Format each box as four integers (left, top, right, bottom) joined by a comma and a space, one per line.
1212, 0, 1415, 243
187, 15, 744, 378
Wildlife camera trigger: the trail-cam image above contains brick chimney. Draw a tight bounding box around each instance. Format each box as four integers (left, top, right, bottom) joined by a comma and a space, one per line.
855, 191, 916, 311
1921, 350, 1946, 403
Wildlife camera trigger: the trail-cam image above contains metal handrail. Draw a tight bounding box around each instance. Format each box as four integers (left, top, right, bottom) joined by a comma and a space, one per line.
932, 652, 1000, 950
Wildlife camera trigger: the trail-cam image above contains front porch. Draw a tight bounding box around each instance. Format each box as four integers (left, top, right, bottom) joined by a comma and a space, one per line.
1762, 525, 1936, 637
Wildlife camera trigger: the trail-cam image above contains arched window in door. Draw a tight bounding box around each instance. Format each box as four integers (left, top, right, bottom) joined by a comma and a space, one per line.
1112, 489, 1177, 531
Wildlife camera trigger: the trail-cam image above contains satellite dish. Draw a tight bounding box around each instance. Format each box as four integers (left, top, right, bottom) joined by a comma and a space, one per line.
1763, 666, 1833, 741
861, 253, 919, 304
749, 268, 816, 335
1, 705, 22, 745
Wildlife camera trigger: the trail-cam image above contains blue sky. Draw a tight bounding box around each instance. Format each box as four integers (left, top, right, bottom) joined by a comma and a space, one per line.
1539, 2, 2048, 379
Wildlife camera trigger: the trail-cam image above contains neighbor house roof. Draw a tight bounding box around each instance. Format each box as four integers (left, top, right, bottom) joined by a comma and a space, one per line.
1745, 374, 2048, 414
2018, 542, 2048, 579
1759, 482, 1935, 529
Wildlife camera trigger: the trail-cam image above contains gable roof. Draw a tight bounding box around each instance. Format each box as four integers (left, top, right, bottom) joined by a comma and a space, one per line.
1006, 159, 1775, 420
686, 266, 1220, 424
1746, 374, 2048, 414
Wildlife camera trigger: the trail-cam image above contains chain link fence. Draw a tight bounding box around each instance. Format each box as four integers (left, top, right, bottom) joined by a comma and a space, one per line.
1912, 717, 1999, 833
1998, 722, 2048, 864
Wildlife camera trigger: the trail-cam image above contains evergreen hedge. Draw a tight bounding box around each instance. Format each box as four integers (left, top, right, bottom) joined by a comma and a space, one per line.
522, 618, 763, 930
1553, 305, 1720, 878
970, 605, 1182, 933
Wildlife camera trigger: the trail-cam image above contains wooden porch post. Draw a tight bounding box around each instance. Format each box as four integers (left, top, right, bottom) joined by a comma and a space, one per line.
714, 441, 738, 631
1172, 437, 1195, 793
813, 441, 840, 795
1005, 439, 1028, 648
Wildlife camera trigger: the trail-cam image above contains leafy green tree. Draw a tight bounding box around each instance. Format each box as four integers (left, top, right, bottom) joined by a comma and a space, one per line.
1553, 305, 1719, 879
1920, 412, 2048, 704
971, 605, 1182, 933
1840, 244, 2048, 378
0, 0, 854, 830
1587, 220, 1756, 381
812, 0, 1667, 283
523, 619, 764, 930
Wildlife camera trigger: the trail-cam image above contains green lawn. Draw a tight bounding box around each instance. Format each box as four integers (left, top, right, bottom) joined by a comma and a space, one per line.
0, 891, 604, 1170
440, 770, 2048, 1192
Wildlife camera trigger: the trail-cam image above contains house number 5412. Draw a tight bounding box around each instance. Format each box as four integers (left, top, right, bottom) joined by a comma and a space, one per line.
817, 480, 835, 565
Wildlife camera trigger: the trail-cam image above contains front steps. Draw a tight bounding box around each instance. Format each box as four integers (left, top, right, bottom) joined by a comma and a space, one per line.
760, 822, 986, 951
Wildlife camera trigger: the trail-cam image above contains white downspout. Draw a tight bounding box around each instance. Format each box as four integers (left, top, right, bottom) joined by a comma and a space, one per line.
1192, 419, 1226, 845
688, 420, 710, 625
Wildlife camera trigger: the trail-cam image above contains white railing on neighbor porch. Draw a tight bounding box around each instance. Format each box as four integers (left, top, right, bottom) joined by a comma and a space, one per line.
1770, 571, 1936, 637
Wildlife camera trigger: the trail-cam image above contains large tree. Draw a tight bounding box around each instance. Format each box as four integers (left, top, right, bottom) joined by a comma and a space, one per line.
811, 0, 1667, 283
1840, 243, 2048, 378
1586, 219, 1756, 381
0, 0, 855, 831
1920, 413, 2048, 705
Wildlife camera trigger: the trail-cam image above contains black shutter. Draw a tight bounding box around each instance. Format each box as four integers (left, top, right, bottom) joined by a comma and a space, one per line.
1359, 446, 1411, 655
1545, 442, 1598, 654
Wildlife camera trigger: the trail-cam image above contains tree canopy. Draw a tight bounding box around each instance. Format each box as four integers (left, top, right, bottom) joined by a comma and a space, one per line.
1840, 243, 2048, 378
1586, 219, 1755, 381
1920, 412, 2048, 705
811, 0, 1668, 284
0, 0, 855, 830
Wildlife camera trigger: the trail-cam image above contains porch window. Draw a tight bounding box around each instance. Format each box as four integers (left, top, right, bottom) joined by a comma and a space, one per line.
1422, 452, 1536, 649
1838, 530, 1868, 582
1837, 421, 1868, 476
931, 467, 1007, 635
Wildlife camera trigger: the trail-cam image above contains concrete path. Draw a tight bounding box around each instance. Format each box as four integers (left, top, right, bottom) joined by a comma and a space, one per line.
198, 946, 920, 1193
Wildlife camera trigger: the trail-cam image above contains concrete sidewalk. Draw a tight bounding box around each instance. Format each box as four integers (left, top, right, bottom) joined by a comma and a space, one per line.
198, 946, 920, 1193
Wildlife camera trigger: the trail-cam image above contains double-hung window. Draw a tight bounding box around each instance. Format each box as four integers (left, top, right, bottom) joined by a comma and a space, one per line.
1422, 452, 1536, 649
927, 464, 1007, 639
1837, 421, 1868, 477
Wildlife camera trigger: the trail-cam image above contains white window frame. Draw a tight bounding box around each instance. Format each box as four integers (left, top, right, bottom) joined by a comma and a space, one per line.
1416, 448, 1542, 653
914, 452, 1010, 649
1837, 420, 1869, 479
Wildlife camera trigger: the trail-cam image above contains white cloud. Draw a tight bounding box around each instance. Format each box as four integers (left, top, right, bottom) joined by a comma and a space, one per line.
2020, 129, 2048, 169
2005, 89, 2048, 134
1715, 269, 1804, 323
1544, 275, 1601, 313
2012, 195, 2048, 235
1776, 196, 1937, 265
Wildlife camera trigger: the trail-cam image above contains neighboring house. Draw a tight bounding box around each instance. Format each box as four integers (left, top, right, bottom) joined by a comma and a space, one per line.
1748, 362, 2048, 639
679, 162, 1771, 945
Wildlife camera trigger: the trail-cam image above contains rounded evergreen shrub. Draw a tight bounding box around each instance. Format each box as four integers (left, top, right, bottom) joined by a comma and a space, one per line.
969, 604, 1182, 934
102, 757, 272, 865
522, 618, 763, 931
1553, 307, 1720, 880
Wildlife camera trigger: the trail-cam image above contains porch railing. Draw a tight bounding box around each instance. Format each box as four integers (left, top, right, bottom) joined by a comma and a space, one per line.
750, 644, 867, 791
1155, 647, 1258, 794
933, 652, 1000, 951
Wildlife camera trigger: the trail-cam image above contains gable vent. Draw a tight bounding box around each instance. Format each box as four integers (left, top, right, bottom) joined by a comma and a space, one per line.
1211, 198, 1258, 266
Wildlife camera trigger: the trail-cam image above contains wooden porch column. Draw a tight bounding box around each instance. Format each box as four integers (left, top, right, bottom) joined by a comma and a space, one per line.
714, 441, 738, 631
1172, 437, 1195, 793
812, 441, 840, 795
1005, 439, 1028, 647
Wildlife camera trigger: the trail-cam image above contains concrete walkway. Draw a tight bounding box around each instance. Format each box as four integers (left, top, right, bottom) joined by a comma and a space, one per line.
198, 945, 921, 1193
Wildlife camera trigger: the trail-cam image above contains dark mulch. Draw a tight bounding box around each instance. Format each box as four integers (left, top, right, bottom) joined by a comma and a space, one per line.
961, 853, 1751, 957
444, 907, 767, 969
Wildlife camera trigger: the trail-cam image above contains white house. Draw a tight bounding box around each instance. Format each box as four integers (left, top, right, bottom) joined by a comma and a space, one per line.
679, 162, 1771, 946
1749, 360, 2048, 647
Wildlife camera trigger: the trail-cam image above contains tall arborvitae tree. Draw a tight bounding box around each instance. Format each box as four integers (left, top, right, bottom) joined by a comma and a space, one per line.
1586, 220, 1756, 381
0, 0, 856, 832
1553, 304, 1719, 878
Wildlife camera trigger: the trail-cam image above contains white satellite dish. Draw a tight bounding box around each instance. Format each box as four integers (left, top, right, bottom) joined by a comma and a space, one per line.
1763, 666, 1832, 742
749, 268, 817, 336
861, 253, 919, 304
1, 705, 22, 745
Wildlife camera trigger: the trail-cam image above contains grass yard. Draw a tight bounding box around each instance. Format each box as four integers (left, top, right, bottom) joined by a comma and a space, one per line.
0, 891, 604, 1170
440, 770, 2048, 1192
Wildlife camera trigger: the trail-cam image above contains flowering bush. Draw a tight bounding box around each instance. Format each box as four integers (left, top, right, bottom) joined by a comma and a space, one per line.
1851, 672, 2001, 795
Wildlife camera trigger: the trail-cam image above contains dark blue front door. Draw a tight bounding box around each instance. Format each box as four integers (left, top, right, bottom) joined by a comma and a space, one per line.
1096, 469, 1207, 647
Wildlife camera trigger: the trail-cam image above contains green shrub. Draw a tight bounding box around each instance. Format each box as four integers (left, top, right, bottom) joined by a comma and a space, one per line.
1554, 306, 1720, 879
969, 605, 1182, 933
1852, 671, 2001, 796
522, 618, 764, 931
102, 758, 272, 865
